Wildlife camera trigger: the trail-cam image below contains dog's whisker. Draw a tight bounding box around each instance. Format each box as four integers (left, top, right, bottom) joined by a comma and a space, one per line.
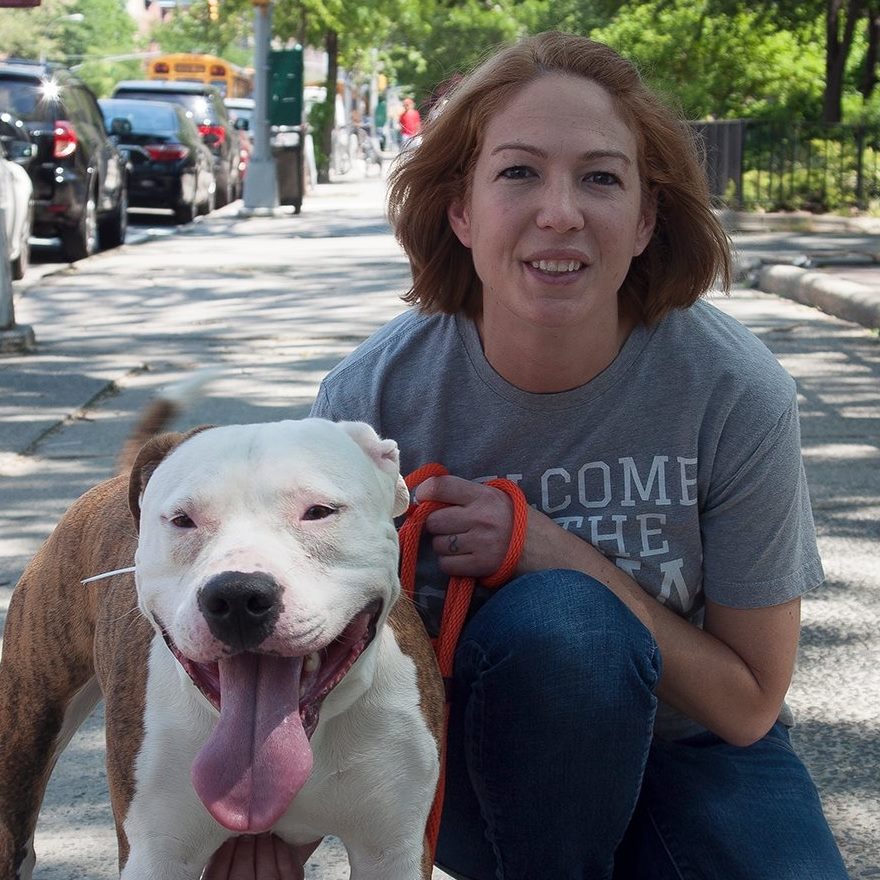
400, 592, 431, 612
81, 566, 136, 585
113, 605, 145, 626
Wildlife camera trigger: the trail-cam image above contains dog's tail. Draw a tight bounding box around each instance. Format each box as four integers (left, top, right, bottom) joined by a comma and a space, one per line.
117, 369, 222, 474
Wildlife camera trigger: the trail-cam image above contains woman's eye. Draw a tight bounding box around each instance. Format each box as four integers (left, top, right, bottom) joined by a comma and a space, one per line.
499, 165, 534, 180
303, 505, 338, 521
586, 171, 621, 186
170, 513, 196, 529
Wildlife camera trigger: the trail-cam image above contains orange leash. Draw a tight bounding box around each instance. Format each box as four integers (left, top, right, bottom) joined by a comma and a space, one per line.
398, 463, 529, 863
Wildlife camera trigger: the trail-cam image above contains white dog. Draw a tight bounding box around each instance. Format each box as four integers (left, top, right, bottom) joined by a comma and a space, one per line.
0, 419, 444, 880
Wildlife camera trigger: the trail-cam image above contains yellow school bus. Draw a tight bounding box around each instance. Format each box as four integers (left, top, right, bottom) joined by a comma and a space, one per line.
147, 54, 253, 98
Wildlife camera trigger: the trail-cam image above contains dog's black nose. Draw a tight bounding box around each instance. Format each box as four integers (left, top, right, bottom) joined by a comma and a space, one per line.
198, 571, 282, 651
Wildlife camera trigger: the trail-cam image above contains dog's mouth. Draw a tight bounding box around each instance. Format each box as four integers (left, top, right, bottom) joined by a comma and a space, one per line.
161, 598, 382, 737
159, 599, 383, 834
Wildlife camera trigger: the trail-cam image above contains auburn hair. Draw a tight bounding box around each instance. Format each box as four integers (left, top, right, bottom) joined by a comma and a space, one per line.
386, 31, 731, 324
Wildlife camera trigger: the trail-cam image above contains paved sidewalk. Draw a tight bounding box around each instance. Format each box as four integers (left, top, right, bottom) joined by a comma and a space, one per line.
725, 212, 880, 331
1, 179, 878, 878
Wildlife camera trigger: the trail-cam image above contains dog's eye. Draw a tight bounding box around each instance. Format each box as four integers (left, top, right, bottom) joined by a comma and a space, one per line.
303, 505, 337, 521
170, 513, 196, 529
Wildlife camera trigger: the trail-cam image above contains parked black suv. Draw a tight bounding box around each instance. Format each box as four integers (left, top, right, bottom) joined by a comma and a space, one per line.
0, 60, 128, 261
111, 80, 240, 206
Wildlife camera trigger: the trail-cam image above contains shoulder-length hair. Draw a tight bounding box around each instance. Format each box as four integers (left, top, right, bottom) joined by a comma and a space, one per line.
387, 31, 731, 325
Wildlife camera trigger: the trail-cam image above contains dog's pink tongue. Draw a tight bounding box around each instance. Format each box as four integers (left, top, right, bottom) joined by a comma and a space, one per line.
191, 653, 313, 833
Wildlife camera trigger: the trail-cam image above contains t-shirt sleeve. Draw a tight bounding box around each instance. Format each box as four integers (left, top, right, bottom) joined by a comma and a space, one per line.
700, 393, 824, 608
309, 383, 337, 420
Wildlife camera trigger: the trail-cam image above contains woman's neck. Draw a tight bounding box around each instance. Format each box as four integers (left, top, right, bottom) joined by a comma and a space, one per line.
475, 308, 636, 394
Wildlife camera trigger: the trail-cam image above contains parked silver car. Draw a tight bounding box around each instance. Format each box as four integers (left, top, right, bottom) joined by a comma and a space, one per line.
0, 111, 36, 280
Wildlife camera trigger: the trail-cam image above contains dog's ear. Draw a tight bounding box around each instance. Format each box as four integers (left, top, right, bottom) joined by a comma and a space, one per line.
336, 421, 411, 517
128, 426, 215, 529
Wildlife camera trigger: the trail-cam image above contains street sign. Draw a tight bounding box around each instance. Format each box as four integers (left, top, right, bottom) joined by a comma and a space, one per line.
0, 0, 41, 7
269, 47, 304, 128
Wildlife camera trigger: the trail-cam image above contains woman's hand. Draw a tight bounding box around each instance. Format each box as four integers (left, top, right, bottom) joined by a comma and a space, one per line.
416, 474, 514, 578
203, 834, 315, 880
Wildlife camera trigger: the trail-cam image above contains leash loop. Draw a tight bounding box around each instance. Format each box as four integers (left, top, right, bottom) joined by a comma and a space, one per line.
397, 463, 529, 863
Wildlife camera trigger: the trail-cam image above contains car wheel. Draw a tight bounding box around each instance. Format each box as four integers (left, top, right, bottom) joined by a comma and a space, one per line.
10, 202, 33, 281
61, 181, 98, 262
198, 181, 216, 216
214, 168, 230, 208
175, 195, 196, 225
99, 183, 128, 250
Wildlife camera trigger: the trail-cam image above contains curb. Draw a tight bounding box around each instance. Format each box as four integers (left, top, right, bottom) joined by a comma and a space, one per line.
719, 209, 880, 235
755, 264, 880, 331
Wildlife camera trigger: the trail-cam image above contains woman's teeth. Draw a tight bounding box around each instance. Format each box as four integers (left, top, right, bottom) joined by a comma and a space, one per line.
531, 260, 583, 273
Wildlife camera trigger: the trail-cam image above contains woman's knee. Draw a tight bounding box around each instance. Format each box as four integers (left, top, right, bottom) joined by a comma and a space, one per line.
457, 569, 662, 703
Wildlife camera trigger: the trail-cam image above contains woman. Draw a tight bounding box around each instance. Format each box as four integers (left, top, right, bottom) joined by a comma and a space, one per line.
208, 31, 847, 880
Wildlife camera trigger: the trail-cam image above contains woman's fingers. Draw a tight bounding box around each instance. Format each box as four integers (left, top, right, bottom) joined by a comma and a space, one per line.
202, 834, 307, 880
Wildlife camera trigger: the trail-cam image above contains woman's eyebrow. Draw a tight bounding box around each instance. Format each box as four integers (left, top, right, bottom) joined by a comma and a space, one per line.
489, 143, 633, 165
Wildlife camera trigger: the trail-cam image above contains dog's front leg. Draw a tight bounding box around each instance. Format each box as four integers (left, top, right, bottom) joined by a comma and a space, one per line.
346, 836, 433, 880
121, 834, 220, 880
118, 646, 227, 880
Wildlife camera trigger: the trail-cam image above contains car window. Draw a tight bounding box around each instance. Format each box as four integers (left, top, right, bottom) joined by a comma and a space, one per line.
58, 84, 87, 123
78, 87, 107, 131
113, 90, 218, 125
0, 76, 56, 122
0, 118, 17, 142
227, 106, 253, 128
102, 101, 178, 135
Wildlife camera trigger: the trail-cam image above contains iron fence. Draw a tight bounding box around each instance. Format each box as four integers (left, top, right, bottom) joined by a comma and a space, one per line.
693, 119, 880, 213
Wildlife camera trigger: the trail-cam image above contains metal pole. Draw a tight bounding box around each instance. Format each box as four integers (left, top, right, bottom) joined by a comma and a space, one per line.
242, 0, 279, 213
0, 207, 36, 353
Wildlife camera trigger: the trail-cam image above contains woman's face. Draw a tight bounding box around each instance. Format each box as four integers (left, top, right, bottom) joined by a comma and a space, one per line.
448, 73, 655, 335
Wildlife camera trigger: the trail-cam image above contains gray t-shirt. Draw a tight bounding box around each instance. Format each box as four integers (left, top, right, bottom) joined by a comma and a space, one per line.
310, 299, 824, 739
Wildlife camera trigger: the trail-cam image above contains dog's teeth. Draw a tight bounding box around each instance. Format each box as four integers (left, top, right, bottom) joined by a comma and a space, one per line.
304, 652, 321, 674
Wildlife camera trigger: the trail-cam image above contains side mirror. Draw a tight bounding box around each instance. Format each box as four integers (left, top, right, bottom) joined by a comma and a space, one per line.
233, 117, 249, 131
9, 140, 37, 165
110, 118, 132, 137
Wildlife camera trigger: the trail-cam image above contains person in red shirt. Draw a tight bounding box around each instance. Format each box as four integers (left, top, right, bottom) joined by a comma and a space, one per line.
399, 97, 422, 141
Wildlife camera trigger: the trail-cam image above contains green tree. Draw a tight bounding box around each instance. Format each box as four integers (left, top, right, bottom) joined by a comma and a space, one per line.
0, 0, 139, 96
270, 0, 420, 182
0, 0, 84, 65
385, 0, 530, 102
65, 0, 139, 95
593, 0, 826, 120
149, 0, 252, 63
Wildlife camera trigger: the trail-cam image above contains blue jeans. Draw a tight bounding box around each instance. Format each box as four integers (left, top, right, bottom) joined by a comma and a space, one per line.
435, 570, 848, 880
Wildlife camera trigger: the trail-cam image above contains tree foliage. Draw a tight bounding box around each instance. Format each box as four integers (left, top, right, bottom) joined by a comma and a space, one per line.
8, 0, 880, 129
0, 0, 138, 96
593, 0, 826, 120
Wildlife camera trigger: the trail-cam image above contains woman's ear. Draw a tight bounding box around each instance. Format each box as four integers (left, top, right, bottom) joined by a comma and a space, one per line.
447, 198, 472, 248
632, 190, 658, 257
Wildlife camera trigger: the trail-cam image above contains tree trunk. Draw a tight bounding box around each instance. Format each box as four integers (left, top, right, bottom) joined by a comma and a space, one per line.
859, 7, 880, 99
317, 28, 338, 184
824, 0, 864, 123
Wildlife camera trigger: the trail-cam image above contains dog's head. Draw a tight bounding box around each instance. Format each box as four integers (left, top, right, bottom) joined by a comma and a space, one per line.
128, 418, 411, 833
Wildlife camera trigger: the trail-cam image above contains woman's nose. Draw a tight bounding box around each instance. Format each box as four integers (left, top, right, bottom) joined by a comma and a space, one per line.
536, 179, 585, 232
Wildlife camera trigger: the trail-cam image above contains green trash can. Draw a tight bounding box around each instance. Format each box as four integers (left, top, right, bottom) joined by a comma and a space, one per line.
269, 47, 305, 212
